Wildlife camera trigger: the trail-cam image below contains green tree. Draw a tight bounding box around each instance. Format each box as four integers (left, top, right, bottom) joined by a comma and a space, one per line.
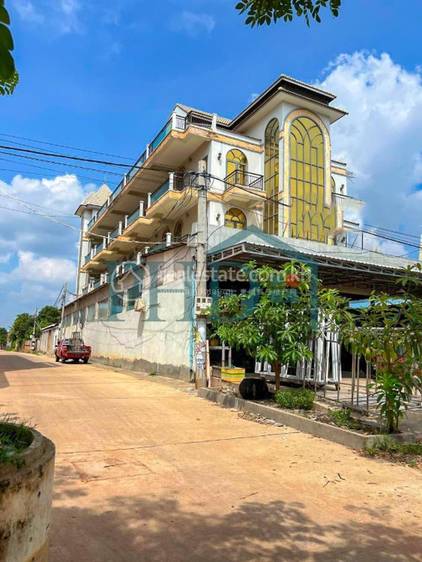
0, 327, 7, 348
8, 313, 34, 350
211, 261, 350, 390
343, 266, 422, 433
0, 1, 17, 95
36, 306, 61, 333
236, 0, 342, 26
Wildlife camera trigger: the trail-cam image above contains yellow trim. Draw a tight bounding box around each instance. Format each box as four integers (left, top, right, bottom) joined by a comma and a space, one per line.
173, 127, 264, 153
283, 109, 337, 243
331, 165, 348, 176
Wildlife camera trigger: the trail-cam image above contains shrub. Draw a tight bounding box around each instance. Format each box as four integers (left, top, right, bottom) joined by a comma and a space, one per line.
366, 436, 422, 457
274, 388, 315, 410
328, 408, 361, 430
0, 421, 33, 466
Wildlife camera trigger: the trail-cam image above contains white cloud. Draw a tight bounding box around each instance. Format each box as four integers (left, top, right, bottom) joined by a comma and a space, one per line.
0, 252, 11, 264
0, 173, 97, 326
317, 52, 422, 244
13, 0, 81, 33
56, 0, 81, 33
0, 251, 75, 285
171, 11, 216, 38
13, 0, 45, 23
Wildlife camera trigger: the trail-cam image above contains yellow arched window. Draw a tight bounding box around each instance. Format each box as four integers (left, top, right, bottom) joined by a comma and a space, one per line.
289, 117, 336, 243
226, 149, 247, 186
225, 208, 246, 230
264, 118, 279, 235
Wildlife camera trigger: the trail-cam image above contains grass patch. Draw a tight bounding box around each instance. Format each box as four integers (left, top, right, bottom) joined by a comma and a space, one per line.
275, 388, 315, 410
328, 408, 362, 431
0, 419, 33, 467
365, 437, 422, 469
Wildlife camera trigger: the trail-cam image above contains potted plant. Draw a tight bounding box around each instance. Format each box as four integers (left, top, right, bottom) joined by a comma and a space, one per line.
0, 418, 55, 561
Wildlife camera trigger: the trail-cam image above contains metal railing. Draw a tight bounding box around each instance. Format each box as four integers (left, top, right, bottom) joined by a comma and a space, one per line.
224, 169, 264, 191
186, 111, 213, 129
109, 226, 119, 242
150, 179, 170, 205
87, 110, 215, 231
127, 207, 140, 227
88, 118, 180, 230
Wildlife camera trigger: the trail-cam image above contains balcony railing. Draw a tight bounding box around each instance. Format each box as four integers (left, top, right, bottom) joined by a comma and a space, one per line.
150, 179, 170, 205
88, 117, 179, 230
127, 207, 140, 227
83, 170, 213, 266
87, 110, 217, 231
149, 172, 187, 206
224, 169, 264, 191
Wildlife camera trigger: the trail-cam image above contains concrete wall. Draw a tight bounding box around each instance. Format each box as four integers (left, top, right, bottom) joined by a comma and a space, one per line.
64, 246, 195, 380
38, 327, 59, 355
0, 427, 55, 562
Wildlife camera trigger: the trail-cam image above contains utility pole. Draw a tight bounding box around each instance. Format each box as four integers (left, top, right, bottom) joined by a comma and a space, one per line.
195, 159, 208, 387
31, 307, 38, 351
32, 308, 37, 338
59, 283, 68, 340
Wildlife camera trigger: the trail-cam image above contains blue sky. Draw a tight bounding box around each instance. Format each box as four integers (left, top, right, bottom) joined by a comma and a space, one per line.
0, 0, 422, 327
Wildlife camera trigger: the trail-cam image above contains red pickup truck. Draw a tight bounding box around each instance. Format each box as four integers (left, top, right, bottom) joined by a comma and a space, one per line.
55, 337, 91, 363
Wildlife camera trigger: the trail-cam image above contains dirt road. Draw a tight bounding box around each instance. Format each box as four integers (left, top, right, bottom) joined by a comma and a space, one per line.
0, 351, 420, 561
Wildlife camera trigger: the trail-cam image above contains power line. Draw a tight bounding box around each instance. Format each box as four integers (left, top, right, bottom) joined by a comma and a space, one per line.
0, 159, 110, 184
0, 144, 140, 170
0, 150, 123, 177
364, 223, 420, 242
0, 132, 135, 162
0, 204, 77, 230
360, 228, 421, 251
0, 192, 78, 218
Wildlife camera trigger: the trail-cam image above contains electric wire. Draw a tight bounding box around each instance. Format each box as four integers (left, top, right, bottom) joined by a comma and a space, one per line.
0, 132, 135, 161
0, 150, 123, 177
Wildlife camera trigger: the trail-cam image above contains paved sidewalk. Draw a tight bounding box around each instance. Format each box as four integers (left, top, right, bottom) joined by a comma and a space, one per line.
0, 351, 421, 561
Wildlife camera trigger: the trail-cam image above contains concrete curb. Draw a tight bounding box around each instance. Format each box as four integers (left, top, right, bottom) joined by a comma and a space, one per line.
198, 388, 416, 450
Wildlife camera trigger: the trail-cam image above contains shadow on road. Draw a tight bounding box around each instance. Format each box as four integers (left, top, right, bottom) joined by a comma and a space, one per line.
0, 353, 59, 378
51, 465, 422, 562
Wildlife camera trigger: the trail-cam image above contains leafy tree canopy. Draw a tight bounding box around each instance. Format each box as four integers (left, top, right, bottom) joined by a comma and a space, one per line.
8, 313, 34, 349
236, 0, 342, 26
37, 306, 61, 332
0, 327, 7, 348
0, 1, 17, 95
211, 261, 349, 389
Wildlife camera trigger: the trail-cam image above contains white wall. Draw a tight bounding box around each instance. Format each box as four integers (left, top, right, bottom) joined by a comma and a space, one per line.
64, 246, 195, 379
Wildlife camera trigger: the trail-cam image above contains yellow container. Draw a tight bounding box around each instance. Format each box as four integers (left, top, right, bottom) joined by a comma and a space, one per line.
221, 367, 245, 384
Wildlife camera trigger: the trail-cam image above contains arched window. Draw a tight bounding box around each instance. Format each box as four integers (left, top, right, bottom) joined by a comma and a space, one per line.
224, 208, 246, 230
174, 221, 182, 239
264, 118, 279, 235
226, 149, 247, 186
289, 116, 335, 243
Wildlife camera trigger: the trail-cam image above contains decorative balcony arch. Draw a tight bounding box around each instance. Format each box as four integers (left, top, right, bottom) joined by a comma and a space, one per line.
224, 207, 247, 230
283, 109, 336, 243
226, 149, 248, 186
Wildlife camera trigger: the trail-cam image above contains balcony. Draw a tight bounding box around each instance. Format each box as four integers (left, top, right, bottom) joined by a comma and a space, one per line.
223, 169, 264, 209
86, 110, 218, 233
82, 172, 200, 270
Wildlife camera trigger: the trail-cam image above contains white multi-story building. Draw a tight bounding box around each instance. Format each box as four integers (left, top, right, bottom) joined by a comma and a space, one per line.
63, 74, 417, 380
